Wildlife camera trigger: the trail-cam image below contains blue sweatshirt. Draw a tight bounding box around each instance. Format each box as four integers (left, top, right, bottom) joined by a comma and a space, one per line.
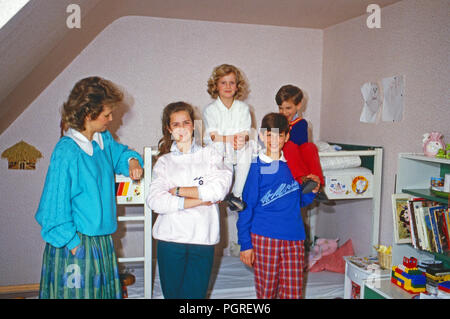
35, 130, 143, 250
289, 116, 308, 146
237, 152, 315, 251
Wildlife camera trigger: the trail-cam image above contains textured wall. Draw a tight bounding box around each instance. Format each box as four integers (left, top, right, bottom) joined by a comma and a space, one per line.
317, 0, 450, 254
0, 16, 323, 285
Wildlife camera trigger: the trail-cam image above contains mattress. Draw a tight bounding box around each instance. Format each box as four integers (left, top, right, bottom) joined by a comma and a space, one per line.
317, 141, 362, 171
320, 155, 361, 170
323, 166, 373, 199
125, 256, 344, 299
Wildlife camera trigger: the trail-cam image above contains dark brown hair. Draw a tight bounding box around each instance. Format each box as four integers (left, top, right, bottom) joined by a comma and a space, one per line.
260, 112, 290, 134
61, 76, 123, 135
157, 101, 195, 159
275, 84, 304, 106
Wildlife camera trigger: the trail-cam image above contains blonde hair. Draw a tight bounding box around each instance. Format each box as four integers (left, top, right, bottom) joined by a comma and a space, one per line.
207, 64, 249, 100
60, 76, 123, 135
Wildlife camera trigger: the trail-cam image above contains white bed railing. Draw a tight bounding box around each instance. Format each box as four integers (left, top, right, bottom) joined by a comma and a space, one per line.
116, 146, 157, 299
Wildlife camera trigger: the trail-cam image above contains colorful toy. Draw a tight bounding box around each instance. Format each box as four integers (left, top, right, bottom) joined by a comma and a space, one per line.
436, 144, 450, 159
391, 257, 427, 294
438, 281, 450, 294
422, 132, 445, 157
436, 148, 446, 159
425, 263, 450, 283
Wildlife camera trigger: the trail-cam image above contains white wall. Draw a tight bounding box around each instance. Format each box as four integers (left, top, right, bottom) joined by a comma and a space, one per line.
0, 16, 323, 285
316, 0, 450, 255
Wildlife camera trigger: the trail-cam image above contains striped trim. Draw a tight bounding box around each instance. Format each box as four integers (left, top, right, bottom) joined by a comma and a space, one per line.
289, 117, 303, 130
116, 182, 130, 196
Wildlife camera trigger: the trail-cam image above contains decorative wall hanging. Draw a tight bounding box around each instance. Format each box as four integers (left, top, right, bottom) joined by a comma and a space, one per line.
1, 140, 43, 170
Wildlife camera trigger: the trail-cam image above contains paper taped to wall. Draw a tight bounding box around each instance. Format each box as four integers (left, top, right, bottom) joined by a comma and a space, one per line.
382, 75, 405, 122
360, 82, 380, 123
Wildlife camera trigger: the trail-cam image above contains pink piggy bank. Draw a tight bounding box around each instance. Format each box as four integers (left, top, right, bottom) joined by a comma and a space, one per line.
423, 132, 445, 157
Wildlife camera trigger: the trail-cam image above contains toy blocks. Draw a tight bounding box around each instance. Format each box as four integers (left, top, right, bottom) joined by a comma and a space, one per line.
391, 257, 427, 294
438, 281, 450, 294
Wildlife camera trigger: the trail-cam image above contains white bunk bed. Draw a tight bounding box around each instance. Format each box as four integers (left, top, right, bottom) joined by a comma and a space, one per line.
312, 142, 383, 252
117, 143, 382, 299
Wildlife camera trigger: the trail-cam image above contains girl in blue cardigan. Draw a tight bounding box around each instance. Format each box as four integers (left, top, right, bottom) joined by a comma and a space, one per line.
35, 77, 143, 299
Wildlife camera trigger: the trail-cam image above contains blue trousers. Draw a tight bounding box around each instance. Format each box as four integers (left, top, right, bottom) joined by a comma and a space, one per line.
157, 240, 215, 299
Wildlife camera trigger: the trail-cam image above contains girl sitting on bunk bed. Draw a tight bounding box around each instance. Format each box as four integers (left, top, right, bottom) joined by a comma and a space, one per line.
237, 112, 316, 299
147, 101, 232, 299
203, 64, 254, 212
35, 76, 144, 299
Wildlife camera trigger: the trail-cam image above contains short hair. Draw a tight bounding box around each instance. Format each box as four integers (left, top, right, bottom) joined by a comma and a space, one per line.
61, 76, 123, 132
275, 84, 304, 106
260, 112, 290, 134
207, 64, 249, 100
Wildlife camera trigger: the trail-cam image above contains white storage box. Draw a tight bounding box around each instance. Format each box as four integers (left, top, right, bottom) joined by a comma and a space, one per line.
324, 167, 373, 199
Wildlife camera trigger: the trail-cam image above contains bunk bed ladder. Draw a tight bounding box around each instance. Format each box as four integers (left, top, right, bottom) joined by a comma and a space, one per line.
116, 147, 155, 299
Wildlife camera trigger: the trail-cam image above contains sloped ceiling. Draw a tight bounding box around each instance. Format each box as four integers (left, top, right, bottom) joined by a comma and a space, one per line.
0, 0, 402, 134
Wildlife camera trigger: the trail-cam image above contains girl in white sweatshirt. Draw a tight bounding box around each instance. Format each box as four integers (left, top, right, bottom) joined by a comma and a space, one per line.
147, 101, 232, 299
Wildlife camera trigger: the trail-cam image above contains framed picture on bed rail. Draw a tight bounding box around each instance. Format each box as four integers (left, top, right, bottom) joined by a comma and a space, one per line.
392, 193, 413, 244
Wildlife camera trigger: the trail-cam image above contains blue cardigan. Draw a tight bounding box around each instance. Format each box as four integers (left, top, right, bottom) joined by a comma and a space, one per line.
35, 130, 143, 250
237, 155, 315, 251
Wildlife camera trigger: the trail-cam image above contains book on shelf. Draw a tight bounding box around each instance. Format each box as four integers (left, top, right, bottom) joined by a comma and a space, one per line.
405, 198, 449, 254
423, 207, 437, 252
407, 198, 424, 250
432, 206, 449, 253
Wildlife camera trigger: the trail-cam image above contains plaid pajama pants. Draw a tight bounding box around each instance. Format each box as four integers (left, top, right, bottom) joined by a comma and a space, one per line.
251, 233, 305, 299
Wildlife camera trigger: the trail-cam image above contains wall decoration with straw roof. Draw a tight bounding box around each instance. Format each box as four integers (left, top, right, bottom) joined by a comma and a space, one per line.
1, 141, 43, 170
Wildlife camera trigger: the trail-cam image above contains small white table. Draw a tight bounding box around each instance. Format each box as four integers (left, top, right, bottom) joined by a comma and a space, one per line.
344, 256, 390, 299
364, 278, 417, 299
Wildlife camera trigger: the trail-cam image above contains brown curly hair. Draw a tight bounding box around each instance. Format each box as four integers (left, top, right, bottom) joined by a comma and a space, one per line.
207, 64, 249, 100
60, 76, 123, 135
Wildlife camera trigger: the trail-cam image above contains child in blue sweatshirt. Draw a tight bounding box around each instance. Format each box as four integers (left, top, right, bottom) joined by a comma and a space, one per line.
237, 112, 316, 299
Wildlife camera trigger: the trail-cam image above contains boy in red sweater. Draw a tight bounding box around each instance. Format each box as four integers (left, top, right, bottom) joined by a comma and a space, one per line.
276, 84, 332, 204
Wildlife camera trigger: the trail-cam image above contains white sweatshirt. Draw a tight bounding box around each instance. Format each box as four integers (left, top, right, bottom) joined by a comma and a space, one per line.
147, 143, 232, 245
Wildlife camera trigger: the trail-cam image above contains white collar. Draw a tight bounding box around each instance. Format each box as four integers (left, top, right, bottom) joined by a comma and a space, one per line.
216, 97, 237, 110
170, 141, 201, 155
258, 150, 287, 163
64, 128, 104, 156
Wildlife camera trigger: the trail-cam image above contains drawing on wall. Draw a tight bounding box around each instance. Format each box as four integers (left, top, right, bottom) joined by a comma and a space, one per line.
360, 81, 381, 123
382, 75, 405, 122
1, 140, 43, 170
